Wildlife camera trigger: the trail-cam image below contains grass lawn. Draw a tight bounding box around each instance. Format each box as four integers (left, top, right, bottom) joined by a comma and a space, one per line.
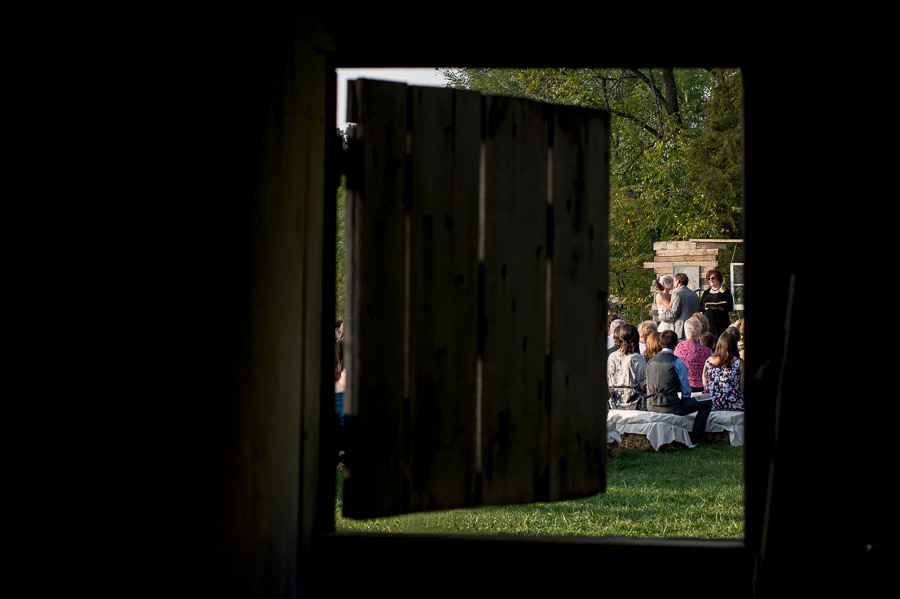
335, 444, 744, 539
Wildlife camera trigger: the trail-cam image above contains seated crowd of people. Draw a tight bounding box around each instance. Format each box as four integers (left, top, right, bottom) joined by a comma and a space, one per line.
335, 301, 745, 449
606, 310, 744, 444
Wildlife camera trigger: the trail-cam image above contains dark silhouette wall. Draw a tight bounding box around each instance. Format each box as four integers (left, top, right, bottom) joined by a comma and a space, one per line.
148, 6, 878, 597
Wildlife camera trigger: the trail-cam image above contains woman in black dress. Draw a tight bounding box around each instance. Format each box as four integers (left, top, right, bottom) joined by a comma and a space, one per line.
699, 269, 734, 336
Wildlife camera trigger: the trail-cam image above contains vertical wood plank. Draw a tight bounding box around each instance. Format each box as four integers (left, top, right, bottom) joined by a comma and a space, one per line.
549, 105, 610, 499
343, 79, 410, 518
407, 86, 482, 511
203, 40, 327, 597
480, 95, 551, 505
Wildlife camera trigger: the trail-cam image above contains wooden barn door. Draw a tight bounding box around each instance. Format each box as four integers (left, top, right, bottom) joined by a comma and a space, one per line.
342, 78, 610, 519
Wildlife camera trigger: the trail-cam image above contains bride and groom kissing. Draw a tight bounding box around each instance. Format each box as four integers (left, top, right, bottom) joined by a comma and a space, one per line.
655, 273, 699, 341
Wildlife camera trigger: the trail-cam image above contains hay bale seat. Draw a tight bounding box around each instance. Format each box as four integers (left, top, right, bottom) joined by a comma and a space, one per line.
606, 409, 744, 455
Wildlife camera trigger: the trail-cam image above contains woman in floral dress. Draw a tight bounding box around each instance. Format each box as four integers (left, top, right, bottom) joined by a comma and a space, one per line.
703, 330, 744, 411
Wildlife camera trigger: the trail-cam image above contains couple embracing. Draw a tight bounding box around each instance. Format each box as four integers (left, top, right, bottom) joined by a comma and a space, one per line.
654, 272, 699, 341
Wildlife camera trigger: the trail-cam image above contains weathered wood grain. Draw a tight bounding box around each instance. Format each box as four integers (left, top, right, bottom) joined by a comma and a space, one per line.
548, 105, 610, 500
343, 79, 410, 518
344, 80, 610, 517
480, 93, 550, 505
644, 261, 718, 270
655, 249, 720, 257
407, 85, 482, 511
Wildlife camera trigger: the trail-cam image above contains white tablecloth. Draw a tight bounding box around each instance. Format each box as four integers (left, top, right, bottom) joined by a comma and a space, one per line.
685, 410, 745, 446
606, 409, 744, 450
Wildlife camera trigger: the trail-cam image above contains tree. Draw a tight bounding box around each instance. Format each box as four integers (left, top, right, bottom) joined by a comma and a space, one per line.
443, 67, 743, 324
336, 173, 346, 321
336, 126, 355, 321
686, 69, 744, 242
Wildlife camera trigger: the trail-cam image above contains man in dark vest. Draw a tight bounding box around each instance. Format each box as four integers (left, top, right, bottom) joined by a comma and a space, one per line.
646, 329, 713, 444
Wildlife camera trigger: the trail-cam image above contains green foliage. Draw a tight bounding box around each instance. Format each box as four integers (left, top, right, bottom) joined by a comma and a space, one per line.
336, 445, 744, 538
444, 67, 744, 325
686, 69, 744, 241
336, 175, 346, 320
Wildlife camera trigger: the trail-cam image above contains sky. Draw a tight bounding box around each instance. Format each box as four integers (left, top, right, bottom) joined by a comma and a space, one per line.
336, 68, 447, 130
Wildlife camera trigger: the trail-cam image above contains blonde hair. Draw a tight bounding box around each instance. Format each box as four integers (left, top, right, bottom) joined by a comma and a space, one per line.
638, 320, 658, 339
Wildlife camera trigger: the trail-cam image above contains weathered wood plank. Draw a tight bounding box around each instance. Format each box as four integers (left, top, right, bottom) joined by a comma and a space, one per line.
343, 79, 410, 518
691, 238, 742, 244
654, 255, 712, 262
644, 261, 718, 269
481, 94, 550, 505
407, 85, 482, 511
548, 104, 609, 500
651, 259, 712, 266
653, 241, 698, 250
655, 248, 720, 257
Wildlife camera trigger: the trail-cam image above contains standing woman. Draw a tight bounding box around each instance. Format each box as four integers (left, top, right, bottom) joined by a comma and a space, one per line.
333, 337, 348, 467
334, 337, 346, 426
607, 323, 647, 410
699, 269, 734, 337
655, 274, 676, 332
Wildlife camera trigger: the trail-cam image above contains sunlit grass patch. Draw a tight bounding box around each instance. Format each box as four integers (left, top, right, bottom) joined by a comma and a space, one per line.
336, 445, 743, 539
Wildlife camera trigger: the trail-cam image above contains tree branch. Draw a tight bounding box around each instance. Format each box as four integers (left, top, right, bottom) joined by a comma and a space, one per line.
607, 107, 662, 139
627, 67, 682, 127
627, 68, 668, 109
590, 68, 664, 139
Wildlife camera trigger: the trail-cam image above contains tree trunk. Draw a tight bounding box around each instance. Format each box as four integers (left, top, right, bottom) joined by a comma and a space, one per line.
662, 68, 681, 126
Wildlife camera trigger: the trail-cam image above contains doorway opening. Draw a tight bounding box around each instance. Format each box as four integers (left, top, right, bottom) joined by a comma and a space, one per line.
331, 67, 745, 541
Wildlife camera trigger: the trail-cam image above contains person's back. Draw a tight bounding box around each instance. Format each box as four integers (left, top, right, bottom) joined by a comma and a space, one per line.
674, 318, 711, 391
678, 286, 700, 323
645, 329, 713, 444
607, 323, 647, 410
704, 330, 744, 411
607, 318, 625, 353
671, 273, 700, 340
646, 350, 681, 409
